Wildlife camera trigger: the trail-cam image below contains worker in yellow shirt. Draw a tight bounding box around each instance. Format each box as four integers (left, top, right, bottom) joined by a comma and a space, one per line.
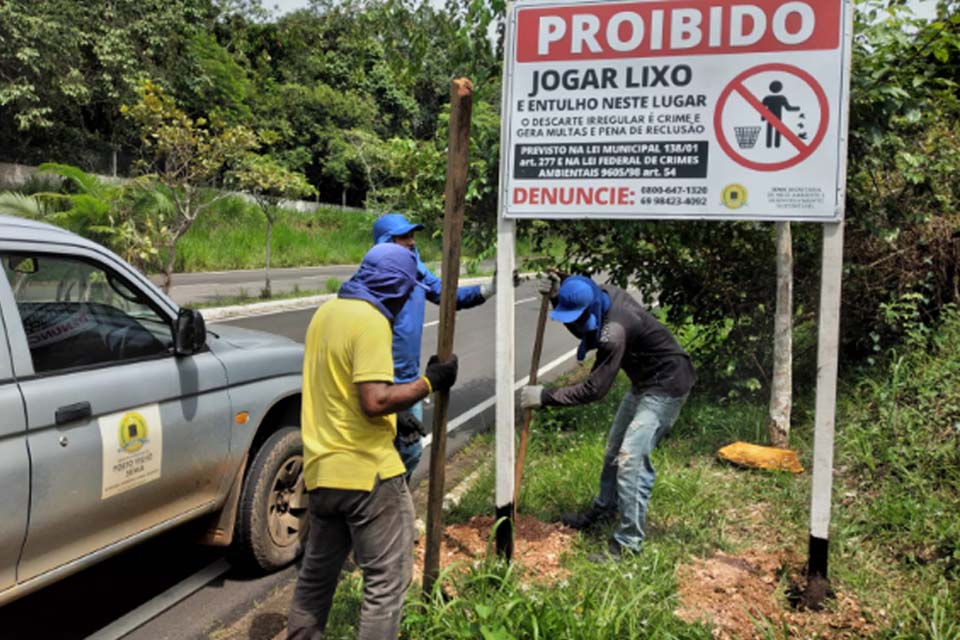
287, 243, 458, 640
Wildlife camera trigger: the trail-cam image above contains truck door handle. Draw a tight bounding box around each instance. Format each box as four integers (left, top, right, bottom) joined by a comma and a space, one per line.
56, 401, 92, 425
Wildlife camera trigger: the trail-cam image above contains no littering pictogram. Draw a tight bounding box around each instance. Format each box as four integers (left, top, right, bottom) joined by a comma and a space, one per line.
714, 63, 829, 172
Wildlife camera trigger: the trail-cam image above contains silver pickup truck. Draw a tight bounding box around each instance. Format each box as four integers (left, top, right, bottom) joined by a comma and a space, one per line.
0, 214, 306, 606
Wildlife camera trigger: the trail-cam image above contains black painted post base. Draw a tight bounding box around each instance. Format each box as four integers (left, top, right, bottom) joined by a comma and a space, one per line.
495, 503, 514, 561
803, 534, 831, 610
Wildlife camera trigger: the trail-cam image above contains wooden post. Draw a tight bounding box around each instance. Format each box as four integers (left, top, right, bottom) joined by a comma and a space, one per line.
514, 292, 550, 506
422, 77, 474, 597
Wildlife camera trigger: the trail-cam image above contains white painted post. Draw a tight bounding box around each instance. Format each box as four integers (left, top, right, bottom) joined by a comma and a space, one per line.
494, 1, 518, 560
808, 220, 843, 599
806, 1, 854, 599
494, 218, 516, 558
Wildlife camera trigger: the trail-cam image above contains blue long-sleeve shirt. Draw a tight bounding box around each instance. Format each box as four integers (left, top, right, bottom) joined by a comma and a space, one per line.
391, 264, 485, 383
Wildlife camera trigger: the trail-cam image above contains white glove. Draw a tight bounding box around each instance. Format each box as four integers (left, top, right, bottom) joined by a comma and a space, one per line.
520, 385, 544, 410
480, 276, 496, 300
537, 273, 560, 297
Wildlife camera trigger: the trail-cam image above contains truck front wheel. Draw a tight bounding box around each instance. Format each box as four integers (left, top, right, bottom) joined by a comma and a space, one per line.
235, 426, 308, 571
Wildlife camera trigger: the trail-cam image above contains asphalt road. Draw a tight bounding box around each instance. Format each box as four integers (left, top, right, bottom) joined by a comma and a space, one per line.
0, 278, 583, 640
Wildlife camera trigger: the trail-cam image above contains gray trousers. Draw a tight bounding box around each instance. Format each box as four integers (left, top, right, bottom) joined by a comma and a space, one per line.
287, 475, 414, 640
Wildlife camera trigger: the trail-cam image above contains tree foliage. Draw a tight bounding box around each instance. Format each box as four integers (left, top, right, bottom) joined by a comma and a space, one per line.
122, 80, 258, 291
2, 0, 957, 395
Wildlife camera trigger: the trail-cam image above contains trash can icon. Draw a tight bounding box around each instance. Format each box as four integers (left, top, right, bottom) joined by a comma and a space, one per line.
734, 126, 762, 149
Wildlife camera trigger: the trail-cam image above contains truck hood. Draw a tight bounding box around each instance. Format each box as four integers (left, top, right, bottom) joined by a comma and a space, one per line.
205, 324, 304, 385
207, 324, 297, 350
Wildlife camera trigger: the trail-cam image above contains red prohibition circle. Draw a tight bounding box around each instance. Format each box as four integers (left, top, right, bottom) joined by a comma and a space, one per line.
713, 63, 829, 172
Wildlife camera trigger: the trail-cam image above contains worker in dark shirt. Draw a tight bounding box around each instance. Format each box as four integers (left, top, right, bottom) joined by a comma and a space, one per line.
520, 274, 695, 562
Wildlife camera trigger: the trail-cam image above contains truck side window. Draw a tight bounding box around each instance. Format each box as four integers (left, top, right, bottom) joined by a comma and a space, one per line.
2, 254, 174, 373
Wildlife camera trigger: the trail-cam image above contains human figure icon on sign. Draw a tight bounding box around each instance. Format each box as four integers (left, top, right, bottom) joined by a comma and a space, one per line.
761, 81, 801, 148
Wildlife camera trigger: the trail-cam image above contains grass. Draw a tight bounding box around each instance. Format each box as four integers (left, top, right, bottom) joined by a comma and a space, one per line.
175, 197, 442, 272
312, 308, 960, 639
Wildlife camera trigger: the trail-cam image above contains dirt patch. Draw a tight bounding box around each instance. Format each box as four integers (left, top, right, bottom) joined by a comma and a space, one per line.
413, 515, 575, 586
675, 548, 875, 639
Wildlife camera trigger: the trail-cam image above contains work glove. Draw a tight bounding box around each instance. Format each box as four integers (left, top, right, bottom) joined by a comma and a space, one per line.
480, 276, 496, 300
423, 354, 459, 393
397, 410, 427, 442
537, 272, 561, 298
480, 270, 521, 300
520, 384, 544, 410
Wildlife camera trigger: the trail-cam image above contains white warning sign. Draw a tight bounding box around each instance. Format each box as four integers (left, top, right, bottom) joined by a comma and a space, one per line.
100, 404, 163, 499
500, 0, 853, 222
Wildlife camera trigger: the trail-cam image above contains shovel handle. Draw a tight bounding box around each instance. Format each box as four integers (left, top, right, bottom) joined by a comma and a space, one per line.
514, 290, 551, 506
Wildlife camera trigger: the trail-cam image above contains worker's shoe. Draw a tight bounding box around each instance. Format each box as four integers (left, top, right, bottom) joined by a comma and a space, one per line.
561, 505, 617, 530
587, 538, 630, 564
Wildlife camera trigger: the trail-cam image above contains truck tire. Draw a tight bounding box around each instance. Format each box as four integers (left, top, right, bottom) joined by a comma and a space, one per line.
234, 426, 308, 572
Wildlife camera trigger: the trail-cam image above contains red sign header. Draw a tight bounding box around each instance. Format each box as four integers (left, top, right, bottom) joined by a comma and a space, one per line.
515, 0, 841, 62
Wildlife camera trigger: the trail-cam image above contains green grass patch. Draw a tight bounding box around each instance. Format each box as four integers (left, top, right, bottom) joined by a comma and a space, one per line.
175, 197, 442, 272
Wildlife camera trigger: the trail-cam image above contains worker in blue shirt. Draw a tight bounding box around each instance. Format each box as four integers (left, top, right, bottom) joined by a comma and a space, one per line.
372, 213, 495, 480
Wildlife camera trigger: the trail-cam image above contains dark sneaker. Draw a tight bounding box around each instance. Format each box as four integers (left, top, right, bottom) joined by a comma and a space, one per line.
587, 538, 627, 564
561, 505, 617, 530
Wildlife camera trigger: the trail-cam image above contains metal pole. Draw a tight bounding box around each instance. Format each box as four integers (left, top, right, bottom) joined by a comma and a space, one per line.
494, 219, 516, 559
805, 0, 854, 607
494, 4, 518, 559
422, 77, 473, 596
807, 220, 844, 606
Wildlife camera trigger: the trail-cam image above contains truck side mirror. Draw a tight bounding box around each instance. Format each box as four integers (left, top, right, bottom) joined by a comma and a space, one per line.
174, 308, 207, 355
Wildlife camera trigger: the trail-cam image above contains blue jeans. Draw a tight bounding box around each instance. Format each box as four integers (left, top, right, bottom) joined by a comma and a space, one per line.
593, 391, 688, 551
393, 401, 423, 481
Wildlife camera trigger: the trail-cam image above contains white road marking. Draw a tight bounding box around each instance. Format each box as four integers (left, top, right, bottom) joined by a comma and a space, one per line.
422, 295, 538, 328
84, 558, 231, 640
421, 347, 579, 449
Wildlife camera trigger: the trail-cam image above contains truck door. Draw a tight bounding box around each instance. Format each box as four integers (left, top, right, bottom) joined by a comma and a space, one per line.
0, 303, 29, 593
0, 251, 232, 582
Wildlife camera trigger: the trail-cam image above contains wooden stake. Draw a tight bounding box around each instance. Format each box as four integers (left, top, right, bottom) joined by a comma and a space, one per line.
513, 291, 550, 507
423, 77, 473, 597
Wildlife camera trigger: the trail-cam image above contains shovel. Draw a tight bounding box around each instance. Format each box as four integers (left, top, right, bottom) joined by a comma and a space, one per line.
514, 288, 551, 507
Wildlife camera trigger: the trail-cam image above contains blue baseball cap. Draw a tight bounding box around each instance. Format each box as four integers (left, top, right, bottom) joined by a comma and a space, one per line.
372, 212, 425, 245
550, 276, 596, 323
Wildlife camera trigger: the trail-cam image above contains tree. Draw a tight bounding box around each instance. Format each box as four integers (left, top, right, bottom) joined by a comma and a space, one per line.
122, 80, 258, 292
1, 163, 159, 269
0, 0, 215, 167
229, 153, 316, 296
768, 222, 793, 447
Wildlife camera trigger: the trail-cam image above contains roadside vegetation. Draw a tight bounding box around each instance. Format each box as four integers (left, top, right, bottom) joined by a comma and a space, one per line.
177, 197, 440, 272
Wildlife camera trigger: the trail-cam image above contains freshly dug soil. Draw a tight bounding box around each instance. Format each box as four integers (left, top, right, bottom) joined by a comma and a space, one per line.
413, 514, 575, 585
674, 548, 876, 639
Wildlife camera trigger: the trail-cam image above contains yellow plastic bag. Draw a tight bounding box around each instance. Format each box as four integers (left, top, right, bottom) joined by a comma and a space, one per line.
717, 441, 804, 474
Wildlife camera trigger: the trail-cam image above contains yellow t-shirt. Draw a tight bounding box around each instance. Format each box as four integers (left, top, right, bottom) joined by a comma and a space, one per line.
301, 298, 406, 491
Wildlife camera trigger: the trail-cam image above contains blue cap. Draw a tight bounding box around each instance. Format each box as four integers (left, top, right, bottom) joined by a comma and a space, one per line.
372, 213, 425, 245
550, 276, 596, 323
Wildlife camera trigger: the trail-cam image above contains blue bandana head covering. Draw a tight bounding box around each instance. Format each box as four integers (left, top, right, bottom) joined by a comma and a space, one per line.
551, 275, 611, 361
338, 243, 420, 323
372, 212, 429, 278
